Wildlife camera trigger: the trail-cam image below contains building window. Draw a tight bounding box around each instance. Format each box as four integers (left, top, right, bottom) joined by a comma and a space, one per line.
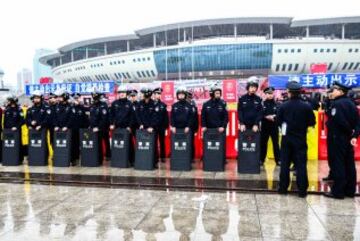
126, 73, 131, 78
314, 49, 317, 53
284, 49, 288, 53
333, 48, 336, 53
348, 62, 354, 70
105, 74, 110, 80
297, 49, 301, 53
133, 59, 136, 62
288, 64, 293, 71
342, 63, 348, 70
282, 64, 286, 71
294, 63, 299, 71
355, 49, 359, 53
354, 62, 360, 70
110, 62, 113, 65
142, 58, 146, 61
122, 73, 127, 79
278, 49, 282, 53
349, 49, 353, 53
150, 70, 156, 77
328, 63, 333, 70
275, 64, 280, 72
327, 49, 330, 53
147, 57, 150, 61
137, 71, 141, 78
320, 49, 324, 53
146, 70, 151, 77
291, 49, 295, 53
137, 58, 141, 62
141, 71, 146, 77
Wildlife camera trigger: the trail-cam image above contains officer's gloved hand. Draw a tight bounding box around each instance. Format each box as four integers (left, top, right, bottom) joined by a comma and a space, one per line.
110, 125, 115, 130
252, 125, 259, 132
93, 127, 99, 132
147, 127, 153, 133
202, 127, 207, 133
218, 127, 225, 133
184, 127, 189, 133
239, 124, 246, 132
54, 127, 59, 131
36, 126, 41, 131
11, 127, 17, 131
126, 127, 131, 133
171, 127, 176, 133
139, 125, 144, 130
31, 121, 36, 126
351, 138, 358, 147
62, 127, 68, 132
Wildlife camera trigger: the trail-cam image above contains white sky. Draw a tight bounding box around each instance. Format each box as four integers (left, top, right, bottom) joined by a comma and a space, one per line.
0, 0, 359, 86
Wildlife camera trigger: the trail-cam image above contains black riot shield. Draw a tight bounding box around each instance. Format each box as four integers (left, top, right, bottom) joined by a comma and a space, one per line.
170, 129, 192, 171
28, 129, 48, 166
134, 129, 155, 170
2, 129, 21, 166
53, 130, 72, 167
111, 128, 131, 168
237, 130, 261, 174
80, 129, 100, 167
203, 129, 225, 172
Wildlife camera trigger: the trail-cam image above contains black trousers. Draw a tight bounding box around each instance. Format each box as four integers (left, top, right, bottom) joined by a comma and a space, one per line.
260, 124, 280, 164
279, 136, 308, 195
99, 129, 111, 159
328, 133, 356, 197
71, 129, 80, 163
326, 136, 334, 179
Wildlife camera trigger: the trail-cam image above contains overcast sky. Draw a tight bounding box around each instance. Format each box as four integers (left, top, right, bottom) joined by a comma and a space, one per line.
0, 0, 359, 86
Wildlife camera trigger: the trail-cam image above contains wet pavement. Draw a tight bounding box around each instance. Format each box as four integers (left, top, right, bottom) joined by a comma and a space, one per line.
0, 182, 359, 241
1, 159, 360, 240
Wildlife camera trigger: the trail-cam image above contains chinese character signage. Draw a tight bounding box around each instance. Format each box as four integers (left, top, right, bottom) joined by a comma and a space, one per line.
161, 81, 175, 106
269, 74, 360, 89
222, 79, 238, 102
25, 81, 115, 96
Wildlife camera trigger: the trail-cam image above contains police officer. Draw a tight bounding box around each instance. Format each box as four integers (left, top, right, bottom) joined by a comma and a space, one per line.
187, 91, 198, 160
153, 87, 169, 163
201, 84, 228, 134
238, 77, 263, 133
321, 87, 335, 182
171, 86, 193, 133
46, 92, 57, 146
53, 90, 72, 147
128, 89, 139, 133
69, 93, 89, 164
4, 95, 25, 161
136, 88, 158, 166
260, 87, 280, 166
277, 81, 316, 198
324, 81, 360, 199
26, 90, 50, 134
110, 86, 135, 165
89, 91, 110, 162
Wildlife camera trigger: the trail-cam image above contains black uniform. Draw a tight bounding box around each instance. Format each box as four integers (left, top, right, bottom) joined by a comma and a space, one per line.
153, 100, 169, 162
47, 103, 57, 145
110, 98, 135, 163
322, 97, 334, 180
189, 100, 198, 160
326, 95, 360, 198
4, 106, 26, 160
26, 103, 50, 129
89, 101, 110, 160
201, 98, 228, 129
237, 94, 263, 129
136, 99, 158, 163
53, 102, 72, 129
69, 103, 89, 162
260, 99, 280, 165
171, 100, 193, 128
277, 97, 316, 196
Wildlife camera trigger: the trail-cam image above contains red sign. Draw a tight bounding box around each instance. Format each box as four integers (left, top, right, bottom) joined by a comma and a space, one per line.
161, 81, 175, 106
310, 64, 327, 74
222, 79, 237, 102
39, 77, 53, 84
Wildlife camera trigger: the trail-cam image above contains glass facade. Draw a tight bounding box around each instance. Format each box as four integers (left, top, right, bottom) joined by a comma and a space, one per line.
153, 43, 273, 74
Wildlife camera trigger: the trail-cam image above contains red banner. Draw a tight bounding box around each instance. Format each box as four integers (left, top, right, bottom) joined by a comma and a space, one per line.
311, 64, 327, 74
161, 81, 175, 106
222, 79, 238, 102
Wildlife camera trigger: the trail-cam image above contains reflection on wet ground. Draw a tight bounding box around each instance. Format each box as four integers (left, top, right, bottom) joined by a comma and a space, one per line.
0, 183, 359, 241
1, 159, 360, 194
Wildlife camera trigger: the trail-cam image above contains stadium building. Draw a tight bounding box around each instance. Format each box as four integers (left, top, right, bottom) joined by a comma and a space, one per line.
39, 16, 360, 83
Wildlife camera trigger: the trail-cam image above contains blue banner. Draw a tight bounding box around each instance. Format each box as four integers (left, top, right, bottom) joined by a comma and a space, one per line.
25, 81, 115, 96
269, 73, 360, 89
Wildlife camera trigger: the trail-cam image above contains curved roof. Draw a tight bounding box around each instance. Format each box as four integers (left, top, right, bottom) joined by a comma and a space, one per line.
291, 16, 360, 27
135, 17, 293, 35
59, 34, 138, 52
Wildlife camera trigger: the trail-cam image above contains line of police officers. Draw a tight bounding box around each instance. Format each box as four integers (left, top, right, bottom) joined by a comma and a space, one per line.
1, 78, 359, 199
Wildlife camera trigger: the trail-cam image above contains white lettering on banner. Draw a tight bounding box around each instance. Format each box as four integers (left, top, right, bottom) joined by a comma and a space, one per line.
44, 85, 50, 94
97, 83, 104, 92
104, 83, 110, 93
86, 83, 92, 92
61, 84, 66, 90
39, 85, 45, 93
75, 83, 80, 93
330, 74, 342, 84
344, 74, 357, 86
80, 83, 86, 93
50, 84, 56, 93
316, 75, 328, 87
29, 86, 34, 95
66, 84, 72, 92
302, 75, 314, 87
289, 76, 301, 83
